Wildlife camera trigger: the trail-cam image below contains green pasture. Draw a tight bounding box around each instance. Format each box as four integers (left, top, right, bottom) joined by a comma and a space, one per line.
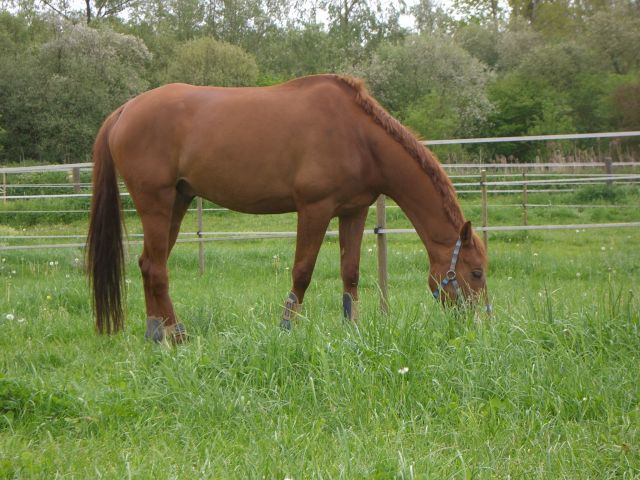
1, 183, 640, 478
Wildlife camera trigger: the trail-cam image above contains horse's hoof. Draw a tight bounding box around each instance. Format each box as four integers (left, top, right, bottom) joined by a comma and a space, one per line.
166, 322, 189, 344
280, 319, 292, 331
280, 291, 301, 330
145, 317, 189, 344
145, 317, 165, 342
342, 293, 359, 323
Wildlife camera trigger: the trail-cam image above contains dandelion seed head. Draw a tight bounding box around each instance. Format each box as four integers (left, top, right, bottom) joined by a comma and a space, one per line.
398, 367, 409, 375
5, 313, 14, 321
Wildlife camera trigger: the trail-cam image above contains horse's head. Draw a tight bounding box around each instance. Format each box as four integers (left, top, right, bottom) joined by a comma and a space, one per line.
429, 221, 490, 310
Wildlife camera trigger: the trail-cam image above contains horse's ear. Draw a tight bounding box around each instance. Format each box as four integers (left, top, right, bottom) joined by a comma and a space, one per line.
460, 220, 473, 246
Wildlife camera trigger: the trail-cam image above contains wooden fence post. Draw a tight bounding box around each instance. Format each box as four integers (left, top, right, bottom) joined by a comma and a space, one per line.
71, 167, 81, 193
522, 171, 528, 226
480, 169, 488, 249
605, 141, 615, 187
197, 197, 204, 275
375, 194, 389, 314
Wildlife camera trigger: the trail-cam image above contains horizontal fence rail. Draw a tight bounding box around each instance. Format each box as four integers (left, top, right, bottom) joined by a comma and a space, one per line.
2, 222, 640, 252
424, 131, 640, 145
3, 174, 640, 201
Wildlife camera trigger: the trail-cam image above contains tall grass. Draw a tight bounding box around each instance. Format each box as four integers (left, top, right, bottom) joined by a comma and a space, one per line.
1, 222, 639, 477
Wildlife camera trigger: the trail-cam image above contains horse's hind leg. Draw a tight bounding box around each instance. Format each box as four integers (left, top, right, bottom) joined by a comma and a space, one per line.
339, 207, 368, 322
168, 190, 194, 254
133, 186, 187, 343
281, 202, 333, 330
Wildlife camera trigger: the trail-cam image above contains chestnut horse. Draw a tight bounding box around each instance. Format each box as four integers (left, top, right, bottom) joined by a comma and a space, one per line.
87, 74, 488, 342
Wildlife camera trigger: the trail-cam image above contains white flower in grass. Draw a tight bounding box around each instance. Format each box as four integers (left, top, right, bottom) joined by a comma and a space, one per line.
5, 313, 14, 321
398, 367, 409, 375
601, 246, 606, 251
17, 318, 25, 324
49, 261, 54, 266
367, 248, 373, 253
576, 272, 581, 277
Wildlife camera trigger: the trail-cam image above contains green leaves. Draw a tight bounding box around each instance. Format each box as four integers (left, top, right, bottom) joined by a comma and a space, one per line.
164, 36, 258, 86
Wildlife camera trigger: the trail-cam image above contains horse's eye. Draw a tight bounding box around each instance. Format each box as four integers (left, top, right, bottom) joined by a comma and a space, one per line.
472, 270, 483, 279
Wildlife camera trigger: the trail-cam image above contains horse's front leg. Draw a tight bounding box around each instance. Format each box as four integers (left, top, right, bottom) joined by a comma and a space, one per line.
280, 202, 333, 330
339, 207, 368, 322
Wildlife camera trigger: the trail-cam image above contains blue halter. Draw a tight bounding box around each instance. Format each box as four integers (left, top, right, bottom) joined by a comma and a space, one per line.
432, 238, 493, 314
432, 238, 463, 301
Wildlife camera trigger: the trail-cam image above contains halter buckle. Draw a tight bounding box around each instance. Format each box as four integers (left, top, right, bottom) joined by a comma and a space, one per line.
445, 269, 457, 280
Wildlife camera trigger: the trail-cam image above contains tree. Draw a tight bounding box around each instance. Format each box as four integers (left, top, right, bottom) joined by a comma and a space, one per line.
611, 81, 640, 130
494, 17, 541, 71
0, 21, 150, 163
37, 0, 137, 24
584, 5, 640, 74
454, 22, 499, 68
164, 36, 258, 86
452, 0, 505, 23
354, 35, 493, 139
320, 0, 406, 61
411, 0, 451, 34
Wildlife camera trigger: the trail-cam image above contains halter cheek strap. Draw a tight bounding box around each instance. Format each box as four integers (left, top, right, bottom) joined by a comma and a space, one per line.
432, 238, 463, 301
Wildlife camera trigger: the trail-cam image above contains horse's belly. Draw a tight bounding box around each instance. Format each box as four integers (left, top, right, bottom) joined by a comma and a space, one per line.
181, 163, 297, 214
204, 187, 297, 214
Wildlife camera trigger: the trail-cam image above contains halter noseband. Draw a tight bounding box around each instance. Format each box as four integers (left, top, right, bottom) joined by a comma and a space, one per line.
431, 238, 493, 314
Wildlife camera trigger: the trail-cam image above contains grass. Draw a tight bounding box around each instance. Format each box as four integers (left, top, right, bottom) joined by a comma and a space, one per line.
0, 185, 639, 478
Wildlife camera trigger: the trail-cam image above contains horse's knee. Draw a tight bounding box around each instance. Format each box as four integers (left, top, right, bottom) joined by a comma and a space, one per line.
292, 264, 313, 291
138, 256, 168, 296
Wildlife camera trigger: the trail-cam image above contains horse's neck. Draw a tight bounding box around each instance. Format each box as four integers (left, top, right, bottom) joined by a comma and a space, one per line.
381, 149, 461, 262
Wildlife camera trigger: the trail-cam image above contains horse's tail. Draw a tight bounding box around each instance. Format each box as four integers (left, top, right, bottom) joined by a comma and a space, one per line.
86, 107, 125, 334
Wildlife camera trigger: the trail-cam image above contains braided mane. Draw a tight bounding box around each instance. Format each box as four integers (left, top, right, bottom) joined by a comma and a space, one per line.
336, 75, 465, 228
